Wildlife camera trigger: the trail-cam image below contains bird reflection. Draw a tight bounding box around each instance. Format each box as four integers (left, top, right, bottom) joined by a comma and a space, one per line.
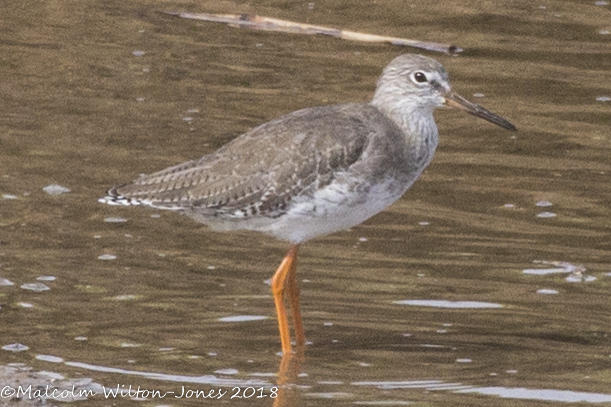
272, 348, 304, 407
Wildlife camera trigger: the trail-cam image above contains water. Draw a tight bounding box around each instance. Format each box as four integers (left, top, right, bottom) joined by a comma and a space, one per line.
1, 0, 610, 406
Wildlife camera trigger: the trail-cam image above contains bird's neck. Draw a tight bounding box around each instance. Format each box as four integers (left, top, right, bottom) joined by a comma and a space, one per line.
371, 100, 439, 167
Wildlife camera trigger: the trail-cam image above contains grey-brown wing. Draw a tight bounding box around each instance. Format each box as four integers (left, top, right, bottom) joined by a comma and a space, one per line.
111, 104, 383, 218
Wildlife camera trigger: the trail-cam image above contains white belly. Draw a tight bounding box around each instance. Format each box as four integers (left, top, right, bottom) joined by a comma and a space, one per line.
256, 176, 411, 243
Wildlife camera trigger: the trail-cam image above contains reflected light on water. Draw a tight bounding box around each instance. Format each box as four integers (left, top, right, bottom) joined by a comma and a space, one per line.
393, 300, 503, 308
455, 386, 611, 403
218, 315, 269, 322
65, 360, 271, 387
353, 381, 611, 403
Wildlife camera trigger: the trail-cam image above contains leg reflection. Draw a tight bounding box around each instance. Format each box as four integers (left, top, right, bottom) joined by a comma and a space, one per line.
272, 347, 304, 407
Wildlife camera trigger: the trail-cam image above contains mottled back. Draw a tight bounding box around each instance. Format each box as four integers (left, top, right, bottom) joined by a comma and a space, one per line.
108, 103, 405, 220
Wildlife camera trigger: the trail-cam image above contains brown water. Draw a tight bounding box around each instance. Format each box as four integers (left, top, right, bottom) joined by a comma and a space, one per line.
1, 0, 610, 406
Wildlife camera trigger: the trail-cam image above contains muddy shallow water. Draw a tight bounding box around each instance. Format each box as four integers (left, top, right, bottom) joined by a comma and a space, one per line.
1, 0, 610, 406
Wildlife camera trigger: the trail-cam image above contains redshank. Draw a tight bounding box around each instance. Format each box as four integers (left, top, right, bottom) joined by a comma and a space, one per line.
100, 54, 516, 354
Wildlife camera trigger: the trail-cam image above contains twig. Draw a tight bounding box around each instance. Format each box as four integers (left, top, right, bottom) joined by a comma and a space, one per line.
165, 11, 461, 54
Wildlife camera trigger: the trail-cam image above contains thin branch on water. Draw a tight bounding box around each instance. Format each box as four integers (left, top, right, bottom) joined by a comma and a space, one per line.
165, 11, 462, 55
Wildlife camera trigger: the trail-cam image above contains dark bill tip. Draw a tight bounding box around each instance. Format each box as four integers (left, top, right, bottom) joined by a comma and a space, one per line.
445, 92, 516, 132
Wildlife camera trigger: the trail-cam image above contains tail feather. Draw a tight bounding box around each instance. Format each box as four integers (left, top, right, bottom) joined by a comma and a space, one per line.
98, 185, 142, 206
98, 185, 183, 210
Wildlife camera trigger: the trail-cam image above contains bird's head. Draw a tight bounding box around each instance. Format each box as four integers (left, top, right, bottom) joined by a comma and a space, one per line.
372, 54, 516, 131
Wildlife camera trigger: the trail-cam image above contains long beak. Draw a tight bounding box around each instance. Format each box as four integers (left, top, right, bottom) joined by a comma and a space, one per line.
444, 92, 516, 131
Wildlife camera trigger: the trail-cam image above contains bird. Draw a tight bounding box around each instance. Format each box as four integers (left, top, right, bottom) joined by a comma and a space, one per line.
99, 54, 516, 355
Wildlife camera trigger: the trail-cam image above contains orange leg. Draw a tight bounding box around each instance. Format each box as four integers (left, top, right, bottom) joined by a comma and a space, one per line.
270, 244, 306, 354
285, 246, 305, 348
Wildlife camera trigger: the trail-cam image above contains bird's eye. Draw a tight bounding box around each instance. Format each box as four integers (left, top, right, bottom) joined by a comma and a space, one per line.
412, 72, 428, 84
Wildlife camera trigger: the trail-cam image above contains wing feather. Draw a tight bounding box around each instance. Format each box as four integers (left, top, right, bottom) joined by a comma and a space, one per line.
109, 104, 393, 218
